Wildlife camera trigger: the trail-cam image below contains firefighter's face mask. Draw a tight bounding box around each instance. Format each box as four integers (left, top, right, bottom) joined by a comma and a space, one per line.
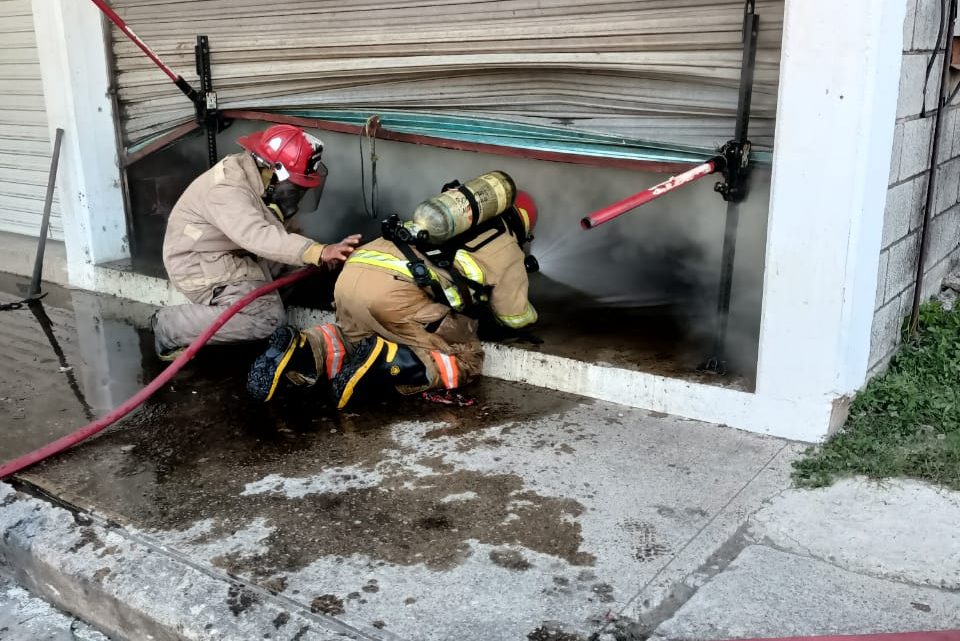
264, 165, 328, 220
271, 180, 307, 220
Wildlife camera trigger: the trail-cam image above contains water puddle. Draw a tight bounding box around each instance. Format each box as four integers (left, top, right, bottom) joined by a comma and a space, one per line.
0, 274, 158, 460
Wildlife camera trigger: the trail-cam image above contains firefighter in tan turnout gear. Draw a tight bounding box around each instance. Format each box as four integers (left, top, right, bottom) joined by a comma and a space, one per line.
151, 124, 362, 360
246, 172, 539, 408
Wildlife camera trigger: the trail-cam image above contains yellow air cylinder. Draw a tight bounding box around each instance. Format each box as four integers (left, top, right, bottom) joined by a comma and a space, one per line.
409, 171, 517, 244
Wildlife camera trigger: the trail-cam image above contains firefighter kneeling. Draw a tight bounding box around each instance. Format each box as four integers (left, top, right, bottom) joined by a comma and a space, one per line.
245, 176, 539, 409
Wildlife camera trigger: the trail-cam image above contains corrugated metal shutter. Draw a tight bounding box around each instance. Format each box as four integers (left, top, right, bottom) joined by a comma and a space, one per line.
110, 0, 783, 153
0, 0, 62, 240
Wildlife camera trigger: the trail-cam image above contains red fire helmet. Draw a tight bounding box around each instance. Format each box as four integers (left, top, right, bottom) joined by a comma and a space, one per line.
237, 124, 325, 188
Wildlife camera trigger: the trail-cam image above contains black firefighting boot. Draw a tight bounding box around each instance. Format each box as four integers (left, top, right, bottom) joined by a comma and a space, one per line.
383, 343, 429, 390
247, 325, 309, 402
330, 337, 428, 409
282, 333, 322, 387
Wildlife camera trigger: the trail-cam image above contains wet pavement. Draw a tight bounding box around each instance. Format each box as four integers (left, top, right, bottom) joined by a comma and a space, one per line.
519, 297, 752, 390
0, 274, 155, 461
0, 276, 794, 640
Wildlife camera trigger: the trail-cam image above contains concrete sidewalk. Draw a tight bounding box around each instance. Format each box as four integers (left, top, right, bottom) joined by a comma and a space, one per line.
0, 378, 799, 640
652, 479, 960, 640
1, 278, 959, 640
0, 278, 797, 639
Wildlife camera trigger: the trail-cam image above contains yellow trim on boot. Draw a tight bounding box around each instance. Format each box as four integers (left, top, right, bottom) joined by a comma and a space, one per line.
384, 340, 400, 376
265, 332, 302, 402
337, 336, 386, 409
384, 340, 398, 363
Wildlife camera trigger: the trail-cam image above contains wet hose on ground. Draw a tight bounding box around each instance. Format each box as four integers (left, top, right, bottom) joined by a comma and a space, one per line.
0, 267, 318, 480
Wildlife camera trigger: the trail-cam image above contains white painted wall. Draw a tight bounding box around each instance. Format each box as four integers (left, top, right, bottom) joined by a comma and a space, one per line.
755, 0, 905, 427
30, 0, 128, 288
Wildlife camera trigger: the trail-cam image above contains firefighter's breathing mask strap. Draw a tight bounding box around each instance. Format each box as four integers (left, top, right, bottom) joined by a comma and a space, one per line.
259, 165, 274, 189
259, 166, 281, 221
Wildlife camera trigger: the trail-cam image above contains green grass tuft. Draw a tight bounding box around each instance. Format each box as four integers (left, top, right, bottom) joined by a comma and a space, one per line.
793, 300, 960, 490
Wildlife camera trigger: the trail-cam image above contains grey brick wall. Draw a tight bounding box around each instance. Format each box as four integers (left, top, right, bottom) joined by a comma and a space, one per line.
871, 0, 960, 375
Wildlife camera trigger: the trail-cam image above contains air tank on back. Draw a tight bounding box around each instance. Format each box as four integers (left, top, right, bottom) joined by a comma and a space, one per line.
407, 171, 517, 245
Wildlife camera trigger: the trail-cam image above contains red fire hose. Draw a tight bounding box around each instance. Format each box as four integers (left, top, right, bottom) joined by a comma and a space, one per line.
580, 159, 720, 230
0, 268, 316, 480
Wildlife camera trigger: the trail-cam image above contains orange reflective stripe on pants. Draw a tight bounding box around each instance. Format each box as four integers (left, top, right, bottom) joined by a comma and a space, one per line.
317, 323, 346, 378
430, 351, 460, 389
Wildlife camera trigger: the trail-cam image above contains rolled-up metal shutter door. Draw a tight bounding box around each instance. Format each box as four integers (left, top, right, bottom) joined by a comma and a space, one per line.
0, 0, 62, 239
109, 0, 783, 153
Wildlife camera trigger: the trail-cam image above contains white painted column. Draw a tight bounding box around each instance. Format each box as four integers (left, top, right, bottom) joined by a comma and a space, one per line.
30, 0, 128, 289
756, 0, 906, 412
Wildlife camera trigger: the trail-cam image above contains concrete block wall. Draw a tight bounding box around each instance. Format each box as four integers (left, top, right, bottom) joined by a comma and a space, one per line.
871, 0, 960, 374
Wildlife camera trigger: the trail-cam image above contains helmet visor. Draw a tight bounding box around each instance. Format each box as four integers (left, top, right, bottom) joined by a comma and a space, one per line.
292, 161, 328, 215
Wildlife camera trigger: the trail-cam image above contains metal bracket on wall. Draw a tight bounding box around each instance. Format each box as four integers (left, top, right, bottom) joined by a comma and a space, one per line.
194, 35, 230, 168
698, 0, 759, 376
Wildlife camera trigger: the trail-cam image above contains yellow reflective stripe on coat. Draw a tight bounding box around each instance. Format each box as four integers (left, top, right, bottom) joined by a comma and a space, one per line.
516, 206, 531, 235
453, 250, 485, 284
496, 302, 538, 328
348, 248, 408, 275
443, 286, 464, 310
348, 249, 465, 310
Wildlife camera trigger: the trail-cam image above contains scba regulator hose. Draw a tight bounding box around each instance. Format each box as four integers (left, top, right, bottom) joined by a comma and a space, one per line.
0, 268, 317, 480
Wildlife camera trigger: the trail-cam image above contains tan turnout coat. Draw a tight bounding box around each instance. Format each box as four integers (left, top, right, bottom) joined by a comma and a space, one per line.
333, 226, 537, 390
162, 153, 314, 299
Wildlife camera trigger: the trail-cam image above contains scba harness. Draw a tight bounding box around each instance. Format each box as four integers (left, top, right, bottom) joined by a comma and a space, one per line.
381, 179, 535, 315
381, 214, 492, 315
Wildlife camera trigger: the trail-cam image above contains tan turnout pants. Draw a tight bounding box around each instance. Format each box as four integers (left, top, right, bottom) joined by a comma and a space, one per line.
153, 280, 285, 352
333, 265, 483, 392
